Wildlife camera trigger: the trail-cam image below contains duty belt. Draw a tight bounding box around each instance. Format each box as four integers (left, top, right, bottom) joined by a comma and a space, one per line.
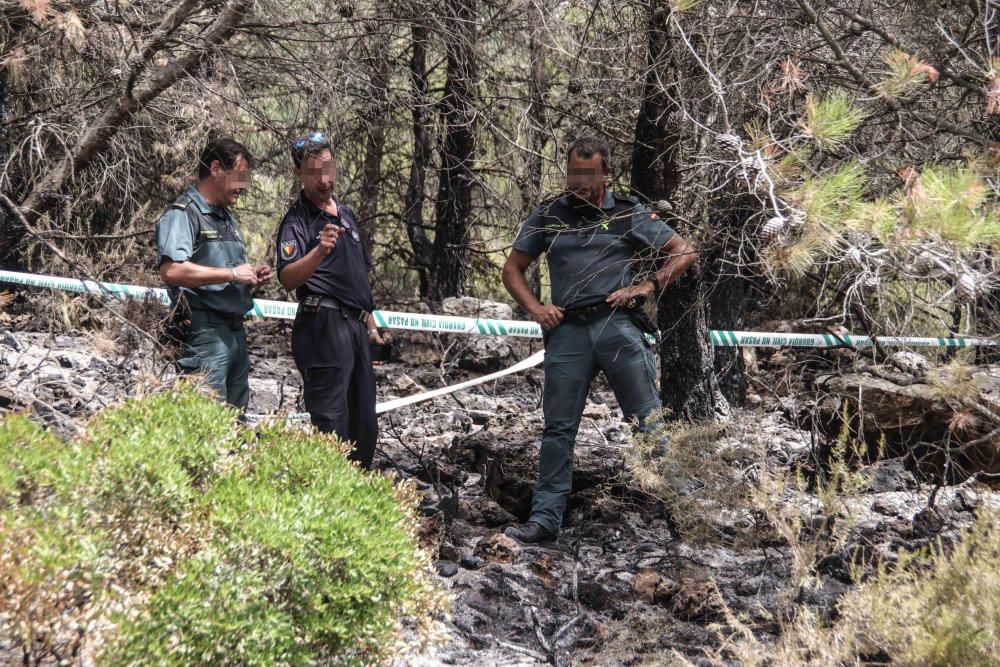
308, 295, 372, 324
563, 298, 642, 324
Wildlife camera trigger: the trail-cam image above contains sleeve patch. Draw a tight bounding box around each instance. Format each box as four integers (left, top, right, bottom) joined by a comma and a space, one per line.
280, 240, 298, 260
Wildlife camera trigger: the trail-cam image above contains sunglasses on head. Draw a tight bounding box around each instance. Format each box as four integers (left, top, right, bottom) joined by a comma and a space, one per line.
293, 131, 326, 149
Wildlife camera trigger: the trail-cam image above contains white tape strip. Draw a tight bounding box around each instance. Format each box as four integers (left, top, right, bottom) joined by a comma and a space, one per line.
247, 350, 546, 421
0, 269, 994, 347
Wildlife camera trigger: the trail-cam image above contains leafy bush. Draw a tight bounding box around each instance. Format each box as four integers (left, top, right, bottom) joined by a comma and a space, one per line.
0, 384, 445, 665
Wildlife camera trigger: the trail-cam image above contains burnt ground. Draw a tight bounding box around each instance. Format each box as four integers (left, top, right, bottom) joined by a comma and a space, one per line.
1, 304, 997, 666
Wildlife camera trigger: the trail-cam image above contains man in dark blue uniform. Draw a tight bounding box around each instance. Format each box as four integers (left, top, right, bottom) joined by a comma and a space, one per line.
276, 132, 383, 469
157, 137, 272, 410
502, 136, 698, 543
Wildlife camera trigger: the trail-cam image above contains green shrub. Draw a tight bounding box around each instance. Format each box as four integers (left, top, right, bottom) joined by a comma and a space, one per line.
86, 387, 239, 521
0, 384, 445, 665
0, 414, 93, 507
204, 425, 431, 661
109, 549, 308, 666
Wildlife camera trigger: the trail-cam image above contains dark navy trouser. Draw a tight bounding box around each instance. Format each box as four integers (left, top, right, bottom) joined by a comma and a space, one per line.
292, 306, 377, 469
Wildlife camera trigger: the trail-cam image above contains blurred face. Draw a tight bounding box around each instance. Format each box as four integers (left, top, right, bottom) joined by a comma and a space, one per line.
566, 150, 608, 205
210, 156, 250, 206
297, 149, 337, 204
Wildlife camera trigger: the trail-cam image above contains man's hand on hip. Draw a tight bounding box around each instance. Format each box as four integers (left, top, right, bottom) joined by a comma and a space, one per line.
606, 281, 654, 308
530, 304, 565, 331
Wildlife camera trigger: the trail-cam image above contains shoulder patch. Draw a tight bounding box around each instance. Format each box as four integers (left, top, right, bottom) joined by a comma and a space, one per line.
280, 239, 298, 261
170, 194, 193, 211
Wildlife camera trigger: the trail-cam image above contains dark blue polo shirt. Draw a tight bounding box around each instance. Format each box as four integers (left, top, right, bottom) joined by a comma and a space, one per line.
276, 191, 375, 311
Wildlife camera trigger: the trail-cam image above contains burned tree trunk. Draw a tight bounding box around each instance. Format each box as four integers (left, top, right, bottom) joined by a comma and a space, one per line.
357, 47, 391, 252
403, 22, 434, 297
708, 203, 753, 408
629, 5, 680, 204
0, 69, 15, 263
429, 0, 478, 301
630, 4, 725, 421
519, 10, 549, 303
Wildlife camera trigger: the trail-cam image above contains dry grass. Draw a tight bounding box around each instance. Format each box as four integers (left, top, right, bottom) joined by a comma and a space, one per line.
626, 413, 771, 547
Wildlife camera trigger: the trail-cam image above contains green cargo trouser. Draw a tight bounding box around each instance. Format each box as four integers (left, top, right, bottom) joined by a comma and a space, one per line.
175, 309, 250, 411
531, 311, 662, 535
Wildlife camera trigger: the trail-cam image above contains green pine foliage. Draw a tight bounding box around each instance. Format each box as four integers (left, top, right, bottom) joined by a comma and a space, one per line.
896, 165, 1000, 248
791, 160, 866, 231
0, 384, 445, 665
800, 90, 865, 148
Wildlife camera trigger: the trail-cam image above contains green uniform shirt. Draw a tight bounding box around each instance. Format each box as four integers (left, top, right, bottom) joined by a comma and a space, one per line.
156, 185, 253, 317
513, 190, 676, 309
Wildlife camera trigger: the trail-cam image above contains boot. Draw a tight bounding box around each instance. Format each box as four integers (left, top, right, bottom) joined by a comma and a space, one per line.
504, 521, 556, 544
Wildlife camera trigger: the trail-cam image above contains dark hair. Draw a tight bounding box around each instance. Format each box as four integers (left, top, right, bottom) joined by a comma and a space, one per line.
567, 136, 612, 172
291, 132, 334, 169
198, 138, 254, 180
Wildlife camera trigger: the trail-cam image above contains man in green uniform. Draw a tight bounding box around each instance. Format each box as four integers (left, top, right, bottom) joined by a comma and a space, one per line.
156, 137, 272, 410
502, 136, 697, 543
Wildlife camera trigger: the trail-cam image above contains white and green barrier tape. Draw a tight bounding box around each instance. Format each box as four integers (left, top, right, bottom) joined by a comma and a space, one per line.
0, 270, 994, 348
708, 330, 993, 348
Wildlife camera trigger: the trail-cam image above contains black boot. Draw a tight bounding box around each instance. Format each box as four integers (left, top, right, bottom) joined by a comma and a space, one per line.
504, 521, 556, 544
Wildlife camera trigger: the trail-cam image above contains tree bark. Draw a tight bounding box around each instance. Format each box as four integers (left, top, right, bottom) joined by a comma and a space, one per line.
357, 45, 391, 251
658, 267, 724, 420
629, 5, 680, 204
429, 0, 478, 301
0, 69, 14, 262
403, 22, 434, 297
520, 10, 549, 303
629, 3, 726, 421
708, 241, 747, 408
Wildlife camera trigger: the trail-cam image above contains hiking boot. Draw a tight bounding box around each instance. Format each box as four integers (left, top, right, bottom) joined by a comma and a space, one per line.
504, 521, 556, 544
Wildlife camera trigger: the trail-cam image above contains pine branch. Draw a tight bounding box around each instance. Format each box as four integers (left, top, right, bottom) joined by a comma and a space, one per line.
795, 0, 998, 149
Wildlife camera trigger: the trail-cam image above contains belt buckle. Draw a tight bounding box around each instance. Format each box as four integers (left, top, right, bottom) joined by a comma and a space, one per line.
625, 298, 637, 310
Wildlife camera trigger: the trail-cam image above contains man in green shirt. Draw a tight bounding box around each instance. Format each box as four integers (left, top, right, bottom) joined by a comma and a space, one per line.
502, 136, 697, 543
156, 137, 272, 410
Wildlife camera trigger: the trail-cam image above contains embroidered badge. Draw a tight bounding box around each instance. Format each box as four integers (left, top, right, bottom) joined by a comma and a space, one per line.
280, 240, 297, 260
342, 218, 361, 242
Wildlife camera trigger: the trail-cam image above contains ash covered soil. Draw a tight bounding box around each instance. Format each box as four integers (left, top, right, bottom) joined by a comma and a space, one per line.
2, 302, 998, 666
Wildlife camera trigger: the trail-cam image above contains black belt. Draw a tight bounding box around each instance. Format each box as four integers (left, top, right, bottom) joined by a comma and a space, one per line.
563, 298, 642, 324
303, 294, 372, 324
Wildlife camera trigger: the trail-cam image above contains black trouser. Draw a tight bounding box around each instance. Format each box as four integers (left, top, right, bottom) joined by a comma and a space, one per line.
291, 305, 377, 469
